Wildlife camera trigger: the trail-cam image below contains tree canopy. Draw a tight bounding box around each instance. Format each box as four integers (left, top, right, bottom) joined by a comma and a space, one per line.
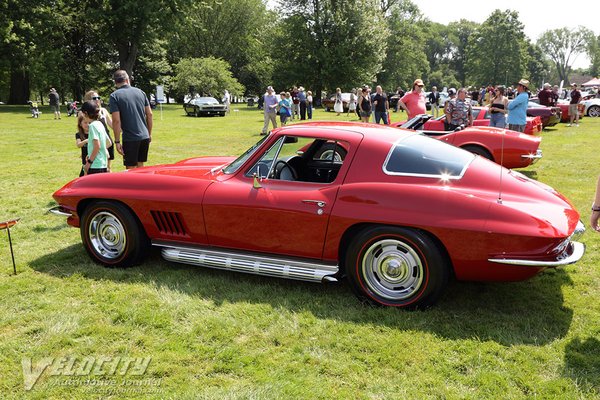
0, 3, 597, 104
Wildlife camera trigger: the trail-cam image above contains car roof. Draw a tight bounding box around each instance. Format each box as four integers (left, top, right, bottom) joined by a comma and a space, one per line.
271, 121, 418, 144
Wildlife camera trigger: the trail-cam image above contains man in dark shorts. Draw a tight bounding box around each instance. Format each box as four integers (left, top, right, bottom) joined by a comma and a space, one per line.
108, 70, 153, 169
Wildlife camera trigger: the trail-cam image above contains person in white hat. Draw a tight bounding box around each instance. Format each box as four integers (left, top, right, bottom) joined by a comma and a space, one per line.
507, 79, 529, 132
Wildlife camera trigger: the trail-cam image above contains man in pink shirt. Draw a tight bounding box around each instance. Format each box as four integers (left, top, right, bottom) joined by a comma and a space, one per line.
398, 79, 427, 119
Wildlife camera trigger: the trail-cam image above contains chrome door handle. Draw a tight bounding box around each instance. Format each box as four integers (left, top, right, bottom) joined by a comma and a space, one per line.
302, 200, 326, 207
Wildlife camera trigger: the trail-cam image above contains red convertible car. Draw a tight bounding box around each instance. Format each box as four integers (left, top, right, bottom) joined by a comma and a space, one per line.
51, 122, 585, 309
391, 114, 542, 169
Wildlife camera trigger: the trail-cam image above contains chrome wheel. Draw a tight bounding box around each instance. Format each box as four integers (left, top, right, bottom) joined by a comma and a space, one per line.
361, 239, 424, 301
588, 105, 600, 117
88, 211, 126, 260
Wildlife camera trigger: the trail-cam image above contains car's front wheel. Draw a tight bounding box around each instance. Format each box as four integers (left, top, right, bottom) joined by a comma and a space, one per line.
462, 145, 493, 161
346, 226, 449, 309
587, 105, 600, 117
80, 201, 149, 267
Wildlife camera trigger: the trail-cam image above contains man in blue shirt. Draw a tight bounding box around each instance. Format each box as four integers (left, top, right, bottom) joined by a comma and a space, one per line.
261, 86, 278, 135
507, 79, 529, 133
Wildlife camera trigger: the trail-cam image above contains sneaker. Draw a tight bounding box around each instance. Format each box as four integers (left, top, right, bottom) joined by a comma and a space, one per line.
567, 123, 571, 126
576, 124, 579, 127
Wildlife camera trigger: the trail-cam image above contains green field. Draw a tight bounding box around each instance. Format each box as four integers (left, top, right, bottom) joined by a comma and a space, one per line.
0, 103, 599, 399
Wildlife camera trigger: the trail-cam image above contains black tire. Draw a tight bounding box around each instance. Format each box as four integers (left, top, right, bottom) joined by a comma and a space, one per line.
346, 226, 449, 309
80, 201, 149, 268
220, 112, 226, 117
195, 109, 201, 117
462, 145, 493, 161
314, 142, 348, 161
587, 105, 600, 117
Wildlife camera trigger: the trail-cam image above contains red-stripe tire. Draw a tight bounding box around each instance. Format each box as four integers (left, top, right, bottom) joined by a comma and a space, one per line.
346, 226, 449, 309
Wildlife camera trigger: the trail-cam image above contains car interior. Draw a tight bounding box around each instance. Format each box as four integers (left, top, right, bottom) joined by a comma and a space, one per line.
246, 137, 347, 184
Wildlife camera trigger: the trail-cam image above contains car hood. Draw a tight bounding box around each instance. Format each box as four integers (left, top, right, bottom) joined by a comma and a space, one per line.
127, 156, 235, 179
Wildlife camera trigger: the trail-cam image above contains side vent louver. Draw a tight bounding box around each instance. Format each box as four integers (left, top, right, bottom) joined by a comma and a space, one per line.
151, 211, 189, 237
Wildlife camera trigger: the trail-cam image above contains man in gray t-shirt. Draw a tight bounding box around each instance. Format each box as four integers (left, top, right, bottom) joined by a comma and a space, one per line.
109, 70, 153, 169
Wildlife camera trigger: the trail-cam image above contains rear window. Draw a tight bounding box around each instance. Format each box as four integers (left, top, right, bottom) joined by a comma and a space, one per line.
383, 135, 473, 179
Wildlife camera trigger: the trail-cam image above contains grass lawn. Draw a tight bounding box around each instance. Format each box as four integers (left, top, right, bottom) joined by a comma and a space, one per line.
0, 103, 599, 399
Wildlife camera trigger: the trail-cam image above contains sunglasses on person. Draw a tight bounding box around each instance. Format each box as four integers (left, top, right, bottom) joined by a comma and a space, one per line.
92, 96, 101, 100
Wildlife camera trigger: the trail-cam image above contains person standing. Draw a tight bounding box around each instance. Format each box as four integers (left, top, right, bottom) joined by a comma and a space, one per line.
445, 88, 473, 130
222, 90, 231, 114
278, 92, 292, 125
81, 101, 111, 175
333, 88, 344, 116
489, 86, 508, 128
75, 113, 90, 177
358, 87, 372, 123
398, 79, 426, 119
538, 83, 553, 106
290, 86, 299, 120
297, 87, 307, 120
84, 90, 115, 171
49, 88, 61, 119
568, 83, 581, 127
108, 70, 153, 169
372, 86, 389, 125
428, 86, 441, 118
348, 89, 357, 117
306, 90, 313, 120
394, 87, 405, 112
507, 79, 530, 133
261, 86, 278, 134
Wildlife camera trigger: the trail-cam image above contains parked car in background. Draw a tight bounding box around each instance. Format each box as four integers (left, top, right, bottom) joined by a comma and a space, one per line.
323, 93, 351, 112
581, 97, 600, 117
391, 114, 542, 169
529, 97, 584, 122
524, 101, 561, 127
51, 122, 584, 309
184, 97, 227, 117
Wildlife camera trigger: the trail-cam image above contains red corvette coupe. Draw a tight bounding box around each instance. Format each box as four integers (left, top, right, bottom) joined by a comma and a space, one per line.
51, 122, 585, 308
391, 114, 542, 169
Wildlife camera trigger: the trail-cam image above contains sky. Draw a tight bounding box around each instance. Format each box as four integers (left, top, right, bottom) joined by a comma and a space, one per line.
413, 0, 598, 68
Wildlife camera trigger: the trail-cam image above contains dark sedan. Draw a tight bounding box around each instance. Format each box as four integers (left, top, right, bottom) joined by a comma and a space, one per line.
184, 97, 227, 117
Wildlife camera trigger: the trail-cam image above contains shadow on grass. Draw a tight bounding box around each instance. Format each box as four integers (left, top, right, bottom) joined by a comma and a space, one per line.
517, 170, 538, 180
31, 243, 573, 347
563, 337, 600, 394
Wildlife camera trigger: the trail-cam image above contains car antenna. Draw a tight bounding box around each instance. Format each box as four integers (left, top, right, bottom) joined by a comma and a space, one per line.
497, 131, 505, 204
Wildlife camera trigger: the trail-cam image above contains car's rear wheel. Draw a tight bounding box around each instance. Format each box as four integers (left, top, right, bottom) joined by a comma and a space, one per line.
80, 201, 149, 267
462, 145, 493, 161
587, 105, 600, 117
346, 226, 449, 309
195, 109, 201, 117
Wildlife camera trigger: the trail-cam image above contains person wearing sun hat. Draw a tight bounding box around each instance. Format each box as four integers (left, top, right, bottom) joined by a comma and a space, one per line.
507, 78, 530, 133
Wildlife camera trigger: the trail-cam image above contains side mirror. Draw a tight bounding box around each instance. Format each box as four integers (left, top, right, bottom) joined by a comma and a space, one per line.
253, 173, 262, 189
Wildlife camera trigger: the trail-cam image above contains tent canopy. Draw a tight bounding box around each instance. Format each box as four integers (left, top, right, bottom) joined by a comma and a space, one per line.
582, 77, 600, 87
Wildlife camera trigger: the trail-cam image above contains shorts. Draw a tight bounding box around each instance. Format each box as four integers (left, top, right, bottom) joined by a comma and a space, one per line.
87, 168, 108, 175
569, 104, 578, 116
123, 138, 150, 167
50, 104, 59, 112
360, 110, 371, 118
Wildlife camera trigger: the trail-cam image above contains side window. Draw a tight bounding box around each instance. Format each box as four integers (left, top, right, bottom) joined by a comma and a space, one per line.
247, 136, 348, 184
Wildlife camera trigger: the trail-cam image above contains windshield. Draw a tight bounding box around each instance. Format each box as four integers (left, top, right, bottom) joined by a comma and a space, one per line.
193, 97, 219, 104
222, 135, 269, 174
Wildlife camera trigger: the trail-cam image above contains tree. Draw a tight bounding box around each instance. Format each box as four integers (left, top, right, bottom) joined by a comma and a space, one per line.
378, 0, 428, 91
587, 34, 600, 77
273, 0, 388, 99
446, 20, 479, 87
171, 57, 244, 100
538, 26, 593, 84
465, 10, 529, 87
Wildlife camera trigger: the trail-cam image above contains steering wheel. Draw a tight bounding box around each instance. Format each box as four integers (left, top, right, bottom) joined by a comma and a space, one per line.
274, 160, 298, 181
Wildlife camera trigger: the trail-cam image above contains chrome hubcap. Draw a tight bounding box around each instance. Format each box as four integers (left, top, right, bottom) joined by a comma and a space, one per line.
319, 149, 343, 161
589, 106, 600, 117
361, 239, 424, 300
89, 211, 126, 259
